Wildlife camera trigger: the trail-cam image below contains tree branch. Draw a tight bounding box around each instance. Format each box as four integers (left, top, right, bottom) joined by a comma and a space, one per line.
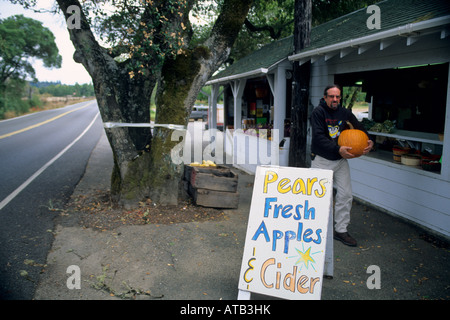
244, 18, 282, 40
205, 0, 253, 68
56, 0, 112, 77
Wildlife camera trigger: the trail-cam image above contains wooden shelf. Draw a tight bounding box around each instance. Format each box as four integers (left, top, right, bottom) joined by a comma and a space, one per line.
368, 129, 443, 145
364, 150, 442, 175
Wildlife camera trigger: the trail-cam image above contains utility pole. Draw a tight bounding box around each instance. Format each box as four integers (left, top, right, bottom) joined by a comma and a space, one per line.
288, 0, 312, 167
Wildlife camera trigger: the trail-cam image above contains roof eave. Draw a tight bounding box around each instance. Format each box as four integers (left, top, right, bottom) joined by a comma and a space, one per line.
206, 56, 292, 86
206, 67, 269, 85
288, 15, 450, 62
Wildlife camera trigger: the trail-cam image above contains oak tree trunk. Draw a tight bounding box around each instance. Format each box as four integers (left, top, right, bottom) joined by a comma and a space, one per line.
57, 0, 252, 207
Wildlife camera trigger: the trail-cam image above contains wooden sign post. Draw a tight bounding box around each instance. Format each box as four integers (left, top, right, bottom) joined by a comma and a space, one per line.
238, 166, 333, 300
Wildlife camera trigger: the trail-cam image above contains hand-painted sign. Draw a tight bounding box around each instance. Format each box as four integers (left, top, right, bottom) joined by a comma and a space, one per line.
238, 166, 333, 300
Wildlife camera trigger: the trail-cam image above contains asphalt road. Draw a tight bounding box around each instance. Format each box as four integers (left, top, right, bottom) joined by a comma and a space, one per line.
0, 100, 103, 300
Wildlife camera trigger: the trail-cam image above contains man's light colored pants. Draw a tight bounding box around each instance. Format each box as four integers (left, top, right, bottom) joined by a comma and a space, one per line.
311, 155, 353, 233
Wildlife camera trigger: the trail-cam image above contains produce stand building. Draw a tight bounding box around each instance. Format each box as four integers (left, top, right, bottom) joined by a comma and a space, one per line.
205, 0, 450, 238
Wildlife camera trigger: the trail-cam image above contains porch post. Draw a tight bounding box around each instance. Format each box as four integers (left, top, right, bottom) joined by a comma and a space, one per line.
441, 63, 450, 180
231, 79, 246, 130
273, 65, 288, 143
210, 84, 219, 130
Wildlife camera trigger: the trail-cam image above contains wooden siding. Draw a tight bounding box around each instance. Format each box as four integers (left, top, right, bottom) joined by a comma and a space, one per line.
350, 157, 450, 237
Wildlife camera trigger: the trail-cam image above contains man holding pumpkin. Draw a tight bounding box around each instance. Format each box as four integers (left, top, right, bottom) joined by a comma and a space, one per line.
310, 85, 374, 247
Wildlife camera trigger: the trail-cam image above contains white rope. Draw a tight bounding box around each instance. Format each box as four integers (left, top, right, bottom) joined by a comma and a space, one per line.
103, 122, 186, 130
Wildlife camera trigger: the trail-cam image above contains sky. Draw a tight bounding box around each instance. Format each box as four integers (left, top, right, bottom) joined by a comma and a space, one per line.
0, 0, 92, 85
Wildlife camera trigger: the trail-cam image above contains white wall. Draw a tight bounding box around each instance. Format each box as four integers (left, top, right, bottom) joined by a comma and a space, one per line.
350, 156, 450, 237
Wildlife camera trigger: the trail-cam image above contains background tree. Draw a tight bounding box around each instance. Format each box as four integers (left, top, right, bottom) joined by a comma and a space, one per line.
0, 14, 61, 86
0, 14, 61, 117
36, 82, 95, 97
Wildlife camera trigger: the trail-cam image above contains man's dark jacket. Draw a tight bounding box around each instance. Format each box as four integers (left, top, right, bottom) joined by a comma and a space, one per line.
310, 99, 369, 161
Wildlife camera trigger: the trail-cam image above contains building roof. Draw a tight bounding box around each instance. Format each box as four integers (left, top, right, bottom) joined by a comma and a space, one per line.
304, 0, 450, 51
207, 35, 293, 84
207, 0, 450, 85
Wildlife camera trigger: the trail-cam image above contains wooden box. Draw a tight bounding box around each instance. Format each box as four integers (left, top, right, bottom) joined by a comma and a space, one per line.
184, 165, 239, 208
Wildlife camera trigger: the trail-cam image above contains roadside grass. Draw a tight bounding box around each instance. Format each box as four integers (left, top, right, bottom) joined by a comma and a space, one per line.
1, 96, 95, 120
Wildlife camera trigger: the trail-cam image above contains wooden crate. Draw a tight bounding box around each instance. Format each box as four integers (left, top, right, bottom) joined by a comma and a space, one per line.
189, 185, 240, 209
190, 166, 238, 192
184, 165, 239, 208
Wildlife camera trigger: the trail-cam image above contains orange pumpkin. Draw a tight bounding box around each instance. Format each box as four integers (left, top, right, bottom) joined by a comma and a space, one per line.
338, 121, 369, 157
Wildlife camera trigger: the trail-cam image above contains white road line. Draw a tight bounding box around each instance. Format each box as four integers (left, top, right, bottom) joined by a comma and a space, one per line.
0, 112, 100, 211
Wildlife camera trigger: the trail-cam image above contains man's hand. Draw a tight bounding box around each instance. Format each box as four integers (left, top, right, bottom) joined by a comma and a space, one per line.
339, 140, 374, 159
339, 146, 355, 159
362, 140, 374, 155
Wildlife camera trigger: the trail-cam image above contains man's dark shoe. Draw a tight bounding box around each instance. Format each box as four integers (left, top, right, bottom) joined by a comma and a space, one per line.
334, 232, 357, 247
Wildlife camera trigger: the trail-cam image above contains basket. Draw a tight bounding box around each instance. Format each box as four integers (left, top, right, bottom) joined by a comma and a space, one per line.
392, 146, 410, 162
401, 154, 421, 166
421, 154, 441, 172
